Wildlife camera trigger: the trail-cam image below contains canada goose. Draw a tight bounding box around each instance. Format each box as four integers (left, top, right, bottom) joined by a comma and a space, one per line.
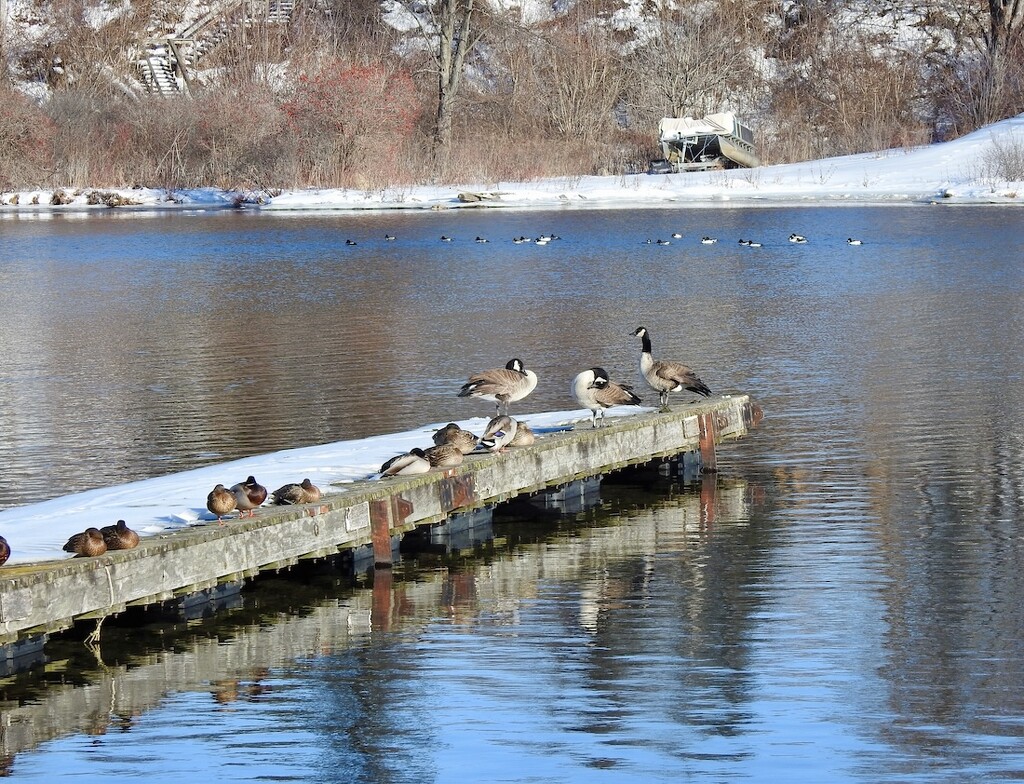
63, 528, 107, 557
433, 423, 479, 454
789, 233, 808, 244
632, 327, 711, 411
101, 520, 140, 550
206, 483, 237, 523
271, 478, 321, 505
508, 420, 536, 446
458, 358, 538, 416
572, 367, 643, 428
423, 443, 465, 467
479, 415, 518, 453
230, 475, 266, 518
0, 535, 10, 566
847, 238, 863, 245
701, 236, 718, 244
380, 447, 431, 476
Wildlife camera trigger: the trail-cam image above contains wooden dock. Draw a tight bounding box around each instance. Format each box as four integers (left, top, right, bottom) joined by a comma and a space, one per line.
0, 395, 761, 651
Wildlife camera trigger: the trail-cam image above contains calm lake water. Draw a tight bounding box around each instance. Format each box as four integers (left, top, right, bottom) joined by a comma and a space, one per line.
1, 204, 1023, 781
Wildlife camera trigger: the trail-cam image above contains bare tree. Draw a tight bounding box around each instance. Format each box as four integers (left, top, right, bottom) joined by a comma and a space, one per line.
395, 0, 486, 171
982, 0, 1024, 122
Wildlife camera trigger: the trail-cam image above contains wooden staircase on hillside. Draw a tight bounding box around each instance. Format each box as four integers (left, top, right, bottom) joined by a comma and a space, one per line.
137, 0, 297, 97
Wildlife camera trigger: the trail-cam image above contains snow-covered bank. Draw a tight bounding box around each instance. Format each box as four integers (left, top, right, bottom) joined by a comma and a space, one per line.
0, 408, 649, 566
2, 114, 1022, 213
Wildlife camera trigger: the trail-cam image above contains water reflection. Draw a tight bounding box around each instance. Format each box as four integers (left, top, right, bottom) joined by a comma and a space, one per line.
0, 472, 758, 779
2, 205, 1024, 780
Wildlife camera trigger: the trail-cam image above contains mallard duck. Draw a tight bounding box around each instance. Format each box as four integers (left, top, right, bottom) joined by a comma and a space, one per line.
423, 443, 465, 467
0, 535, 9, 566
509, 420, 535, 446
101, 520, 140, 550
63, 528, 107, 557
432, 423, 478, 454
458, 358, 538, 416
206, 483, 237, 523
572, 367, 643, 428
380, 448, 432, 476
271, 478, 321, 505
632, 327, 711, 412
230, 475, 266, 518
479, 415, 518, 453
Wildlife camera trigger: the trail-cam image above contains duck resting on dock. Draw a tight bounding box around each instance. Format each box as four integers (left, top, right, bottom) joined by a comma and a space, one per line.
101, 520, 140, 550
206, 484, 237, 524
63, 528, 107, 557
479, 415, 518, 453
380, 448, 432, 476
271, 478, 321, 505
632, 326, 711, 412
433, 423, 479, 454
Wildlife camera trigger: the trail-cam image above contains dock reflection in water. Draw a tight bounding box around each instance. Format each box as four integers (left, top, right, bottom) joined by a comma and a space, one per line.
0, 471, 758, 780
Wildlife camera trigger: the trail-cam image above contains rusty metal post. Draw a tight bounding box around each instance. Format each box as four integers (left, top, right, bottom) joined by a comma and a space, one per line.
368, 498, 393, 568
698, 412, 718, 473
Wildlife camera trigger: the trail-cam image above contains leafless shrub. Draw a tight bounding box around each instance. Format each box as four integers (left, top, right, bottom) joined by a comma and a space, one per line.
0, 87, 55, 189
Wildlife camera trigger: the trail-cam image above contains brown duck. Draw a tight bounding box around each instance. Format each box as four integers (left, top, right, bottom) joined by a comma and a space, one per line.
432, 423, 479, 455
271, 478, 322, 505
206, 483, 237, 523
63, 528, 107, 557
423, 442, 465, 467
101, 520, 140, 550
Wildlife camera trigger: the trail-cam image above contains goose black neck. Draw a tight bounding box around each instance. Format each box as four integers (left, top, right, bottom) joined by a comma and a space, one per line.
639, 333, 652, 354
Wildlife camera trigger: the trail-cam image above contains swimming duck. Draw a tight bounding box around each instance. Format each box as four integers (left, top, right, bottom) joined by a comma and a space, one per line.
63, 528, 107, 557
572, 367, 643, 428
701, 236, 718, 244
789, 233, 808, 244
671, 232, 683, 239
384, 234, 396, 241
656, 239, 671, 245
479, 415, 518, 453
101, 520, 140, 550
513, 236, 529, 244
433, 423, 479, 454
206, 483, 237, 523
632, 326, 711, 412
271, 478, 321, 505
0, 535, 9, 566
423, 443, 465, 467
346, 239, 358, 246
746, 240, 762, 247
440, 235, 453, 242
847, 238, 863, 245
475, 236, 489, 243
508, 419, 536, 446
458, 358, 538, 416
380, 448, 432, 476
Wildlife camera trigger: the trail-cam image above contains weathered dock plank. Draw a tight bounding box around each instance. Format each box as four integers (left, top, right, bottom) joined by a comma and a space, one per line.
0, 395, 761, 646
